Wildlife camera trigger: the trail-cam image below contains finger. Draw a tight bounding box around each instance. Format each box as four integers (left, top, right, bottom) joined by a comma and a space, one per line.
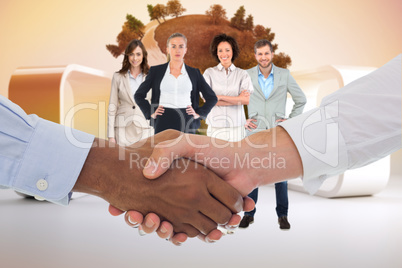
171, 233, 188, 246
206, 175, 244, 215
108, 204, 124, 216
243, 196, 255, 212
183, 212, 219, 236
225, 214, 241, 228
198, 229, 223, 243
140, 213, 161, 233
125, 211, 144, 228
157, 221, 174, 239
143, 138, 188, 179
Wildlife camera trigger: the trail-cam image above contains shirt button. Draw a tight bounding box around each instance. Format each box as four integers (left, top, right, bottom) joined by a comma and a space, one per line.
36, 179, 48, 191
34, 195, 46, 201
132, 106, 135, 109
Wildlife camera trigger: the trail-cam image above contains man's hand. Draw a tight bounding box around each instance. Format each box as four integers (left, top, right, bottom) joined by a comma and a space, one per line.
142, 127, 303, 196
72, 130, 245, 237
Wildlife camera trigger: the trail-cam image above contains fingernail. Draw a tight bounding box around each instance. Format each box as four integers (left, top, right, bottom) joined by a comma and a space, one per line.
138, 227, 146, 236
128, 216, 139, 227
145, 218, 155, 228
235, 200, 243, 213
227, 225, 238, 230
144, 159, 156, 175
206, 237, 217, 243
160, 225, 168, 234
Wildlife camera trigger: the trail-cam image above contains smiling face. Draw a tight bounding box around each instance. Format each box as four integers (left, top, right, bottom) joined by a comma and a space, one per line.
128, 46, 143, 68
255, 45, 274, 69
167, 37, 187, 62
217, 41, 233, 67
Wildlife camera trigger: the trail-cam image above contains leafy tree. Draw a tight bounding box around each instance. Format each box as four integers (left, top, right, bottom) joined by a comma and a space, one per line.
273, 52, 292, 68
167, 0, 186, 18
205, 4, 227, 25
125, 14, 145, 39
254, 25, 275, 42
106, 14, 144, 58
245, 14, 254, 31
147, 4, 154, 21
154, 4, 168, 23
230, 6, 246, 30
148, 4, 168, 24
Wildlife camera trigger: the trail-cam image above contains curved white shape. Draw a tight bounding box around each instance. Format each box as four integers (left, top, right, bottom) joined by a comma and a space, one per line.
8, 64, 111, 138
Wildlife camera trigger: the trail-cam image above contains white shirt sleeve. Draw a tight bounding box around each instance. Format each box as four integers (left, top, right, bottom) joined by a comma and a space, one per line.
280, 54, 401, 194
0, 95, 95, 205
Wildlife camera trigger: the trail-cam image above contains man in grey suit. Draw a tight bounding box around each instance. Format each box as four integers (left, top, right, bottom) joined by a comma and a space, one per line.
239, 39, 306, 230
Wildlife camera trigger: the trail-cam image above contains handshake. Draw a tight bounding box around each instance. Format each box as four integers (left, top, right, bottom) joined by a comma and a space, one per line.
74, 127, 301, 246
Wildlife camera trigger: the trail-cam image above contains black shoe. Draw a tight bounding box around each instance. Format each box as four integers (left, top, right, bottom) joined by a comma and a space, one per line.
278, 216, 291, 230
239, 215, 254, 228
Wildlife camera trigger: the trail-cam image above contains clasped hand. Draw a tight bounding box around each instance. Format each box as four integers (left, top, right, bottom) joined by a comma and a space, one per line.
99, 130, 253, 245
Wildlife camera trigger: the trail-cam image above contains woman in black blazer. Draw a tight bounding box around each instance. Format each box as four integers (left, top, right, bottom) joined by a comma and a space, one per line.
134, 33, 217, 134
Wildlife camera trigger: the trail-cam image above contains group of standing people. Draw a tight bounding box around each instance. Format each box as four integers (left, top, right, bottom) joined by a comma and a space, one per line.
107, 32, 306, 231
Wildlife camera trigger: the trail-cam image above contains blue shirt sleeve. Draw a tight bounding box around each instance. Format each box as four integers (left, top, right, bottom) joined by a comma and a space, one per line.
0, 95, 95, 205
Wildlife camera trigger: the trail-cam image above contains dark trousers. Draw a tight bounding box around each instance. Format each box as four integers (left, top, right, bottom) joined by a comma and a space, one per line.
245, 181, 288, 218
154, 107, 196, 134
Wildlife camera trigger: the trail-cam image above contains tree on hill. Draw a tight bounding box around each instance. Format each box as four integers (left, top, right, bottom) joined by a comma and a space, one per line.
106, 14, 145, 58
273, 52, 292, 68
245, 14, 254, 31
125, 14, 145, 39
147, 5, 155, 22
254, 25, 278, 51
151, 4, 168, 23
167, 0, 186, 18
230, 6, 246, 30
205, 4, 227, 25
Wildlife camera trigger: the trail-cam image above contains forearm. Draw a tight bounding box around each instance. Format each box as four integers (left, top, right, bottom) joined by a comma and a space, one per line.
217, 95, 249, 105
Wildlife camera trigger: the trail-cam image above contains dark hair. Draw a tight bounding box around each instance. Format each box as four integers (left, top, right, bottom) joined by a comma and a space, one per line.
254, 39, 273, 54
210, 33, 240, 63
119, 39, 149, 75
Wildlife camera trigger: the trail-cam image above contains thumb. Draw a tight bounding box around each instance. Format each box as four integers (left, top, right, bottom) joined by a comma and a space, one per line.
142, 139, 186, 179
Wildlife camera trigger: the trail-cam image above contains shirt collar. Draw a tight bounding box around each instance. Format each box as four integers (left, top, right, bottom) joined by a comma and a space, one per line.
218, 63, 236, 72
258, 65, 274, 78
128, 70, 143, 80
167, 63, 187, 76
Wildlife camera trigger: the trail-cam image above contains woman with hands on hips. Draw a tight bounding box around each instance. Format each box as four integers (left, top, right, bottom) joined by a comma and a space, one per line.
108, 39, 153, 146
134, 33, 217, 134
203, 33, 253, 142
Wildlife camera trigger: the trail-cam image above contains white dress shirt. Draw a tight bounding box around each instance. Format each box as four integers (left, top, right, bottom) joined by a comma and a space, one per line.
281, 54, 401, 194
128, 71, 143, 97
203, 63, 253, 127
159, 63, 192, 109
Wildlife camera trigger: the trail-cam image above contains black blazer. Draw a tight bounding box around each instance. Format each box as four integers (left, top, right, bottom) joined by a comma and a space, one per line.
134, 62, 218, 130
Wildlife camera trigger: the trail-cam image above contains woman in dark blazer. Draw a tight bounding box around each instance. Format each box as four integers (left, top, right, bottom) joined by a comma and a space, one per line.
134, 33, 217, 134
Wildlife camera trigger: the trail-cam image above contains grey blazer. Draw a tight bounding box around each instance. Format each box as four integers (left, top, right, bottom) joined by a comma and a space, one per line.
246, 64, 306, 133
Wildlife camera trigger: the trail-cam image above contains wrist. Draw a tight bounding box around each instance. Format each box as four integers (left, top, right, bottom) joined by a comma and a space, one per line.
241, 127, 303, 187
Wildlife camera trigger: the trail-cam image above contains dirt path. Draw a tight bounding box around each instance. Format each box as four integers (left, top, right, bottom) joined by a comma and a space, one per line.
143, 20, 167, 66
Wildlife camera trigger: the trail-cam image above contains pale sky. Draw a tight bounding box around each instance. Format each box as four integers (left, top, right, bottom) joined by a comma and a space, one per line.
1, 0, 401, 97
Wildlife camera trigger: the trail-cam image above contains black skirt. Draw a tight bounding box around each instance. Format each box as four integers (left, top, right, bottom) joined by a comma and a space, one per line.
154, 107, 197, 134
